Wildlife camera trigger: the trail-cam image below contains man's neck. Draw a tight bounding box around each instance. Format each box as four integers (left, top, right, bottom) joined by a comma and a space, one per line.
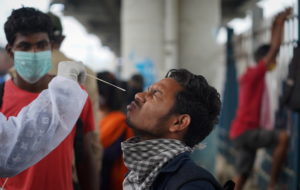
13, 74, 53, 93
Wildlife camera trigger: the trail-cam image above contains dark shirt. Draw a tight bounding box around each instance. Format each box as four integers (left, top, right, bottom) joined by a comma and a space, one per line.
150, 152, 222, 190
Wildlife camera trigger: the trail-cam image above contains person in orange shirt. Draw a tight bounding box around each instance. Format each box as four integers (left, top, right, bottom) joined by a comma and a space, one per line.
97, 71, 133, 190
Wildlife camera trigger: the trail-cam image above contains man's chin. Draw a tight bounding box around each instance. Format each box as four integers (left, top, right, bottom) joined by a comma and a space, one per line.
125, 118, 136, 128
125, 118, 144, 137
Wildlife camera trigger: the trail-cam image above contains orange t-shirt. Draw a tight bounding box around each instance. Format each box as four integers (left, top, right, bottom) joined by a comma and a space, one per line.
99, 111, 133, 190
0, 79, 95, 190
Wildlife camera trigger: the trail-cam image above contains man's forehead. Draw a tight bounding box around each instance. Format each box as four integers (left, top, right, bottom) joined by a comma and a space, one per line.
13, 32, 50, 44
153, 78, 182, 92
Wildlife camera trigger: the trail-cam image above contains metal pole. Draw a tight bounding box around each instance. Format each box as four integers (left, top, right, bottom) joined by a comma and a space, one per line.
298, 0, 300, 42
296, 1, 300, 189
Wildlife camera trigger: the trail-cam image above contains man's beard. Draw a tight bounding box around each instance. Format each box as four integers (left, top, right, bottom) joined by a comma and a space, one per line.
125, 118, 154, 138
125, 114, 172, 140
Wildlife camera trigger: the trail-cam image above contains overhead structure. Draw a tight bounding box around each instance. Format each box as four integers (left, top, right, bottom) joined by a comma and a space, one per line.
221, 0, 260, 24
51, 0, 121, 56
50, 0, 258, 57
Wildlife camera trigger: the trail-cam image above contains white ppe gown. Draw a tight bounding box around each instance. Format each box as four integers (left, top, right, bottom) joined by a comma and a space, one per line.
0, 76, 87, 177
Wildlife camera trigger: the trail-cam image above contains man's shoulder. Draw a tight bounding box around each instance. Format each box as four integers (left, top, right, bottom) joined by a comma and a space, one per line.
52, 49, 73, 62
178, 180, 216, 190
152, 152, 222, 190
242, 60, 267, 79
2, 79, 38, 100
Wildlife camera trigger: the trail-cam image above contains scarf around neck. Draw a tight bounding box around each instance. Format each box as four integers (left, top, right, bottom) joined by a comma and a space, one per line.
122, 137, 191, 190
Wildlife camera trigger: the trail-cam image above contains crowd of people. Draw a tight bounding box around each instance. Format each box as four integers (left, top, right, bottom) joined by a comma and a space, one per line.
0, 5, 294, 190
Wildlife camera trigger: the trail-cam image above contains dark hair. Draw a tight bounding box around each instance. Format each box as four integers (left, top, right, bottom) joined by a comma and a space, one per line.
165, 69, 221, 147
97, 71, 123, 111
126, 73, 144, 106
4, 7, 53, 45
47, 12, 63, 44
130, 74, 144, 88
254, 44, 270, 62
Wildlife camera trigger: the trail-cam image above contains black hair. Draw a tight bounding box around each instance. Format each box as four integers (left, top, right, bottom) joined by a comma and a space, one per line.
165, 69, 221, 147
126, 73, 144, 106
130, 74, 144, 88
47, 12, 63, 44
254, 44, 270, 62
4, 7, 53, 45
97, 71, 123, 111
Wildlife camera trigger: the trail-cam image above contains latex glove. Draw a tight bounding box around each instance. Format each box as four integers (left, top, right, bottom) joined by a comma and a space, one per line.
57, 61, 86, 83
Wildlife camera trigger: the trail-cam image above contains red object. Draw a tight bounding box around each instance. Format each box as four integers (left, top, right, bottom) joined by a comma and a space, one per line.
0, 79, 94, 190
99, 111, 134, 190
230, 60, 268, 139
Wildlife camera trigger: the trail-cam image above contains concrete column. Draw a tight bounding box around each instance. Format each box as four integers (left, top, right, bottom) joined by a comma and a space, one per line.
178, 0, 221, 85
122, 0, 222, 87
252, 5, 264, 54
164, 0, 179, 71
121, 0, 164, 86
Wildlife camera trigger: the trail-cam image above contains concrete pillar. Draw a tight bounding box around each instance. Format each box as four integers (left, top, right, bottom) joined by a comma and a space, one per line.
121, 0, 164, 86
178, 0, 221, 85
122, 0, 222, 87
252, 5, 264, 54
164, 0, 179, 71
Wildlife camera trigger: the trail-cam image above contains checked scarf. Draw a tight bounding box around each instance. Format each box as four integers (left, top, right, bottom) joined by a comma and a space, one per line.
122, 137, 191, 190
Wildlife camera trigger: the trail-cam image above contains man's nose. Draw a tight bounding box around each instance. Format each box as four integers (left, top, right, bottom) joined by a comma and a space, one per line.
134, 92, 146, 104
28, 46, 38, 52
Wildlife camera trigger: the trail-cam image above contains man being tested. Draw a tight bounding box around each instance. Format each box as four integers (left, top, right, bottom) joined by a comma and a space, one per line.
122, 69, 223, 189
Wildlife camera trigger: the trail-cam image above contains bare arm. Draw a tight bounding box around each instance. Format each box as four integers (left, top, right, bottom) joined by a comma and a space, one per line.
263, 8, 292, 67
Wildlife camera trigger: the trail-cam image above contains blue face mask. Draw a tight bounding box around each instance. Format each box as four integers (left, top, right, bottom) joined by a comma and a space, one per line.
14, 51, 52, 84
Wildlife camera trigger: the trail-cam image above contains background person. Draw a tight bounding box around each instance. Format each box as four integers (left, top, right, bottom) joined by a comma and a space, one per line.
97, 71, 133, 190
46, 11, 102, 189
0, 7, 98, 190
229, 9, 291, 190
0, 47, 12, 83
0, 61, 87, 177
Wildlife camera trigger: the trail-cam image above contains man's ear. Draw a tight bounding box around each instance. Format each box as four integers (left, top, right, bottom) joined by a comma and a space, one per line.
5, 44, 13, 58
169, 114, 191, 133
57, 35, 65, 48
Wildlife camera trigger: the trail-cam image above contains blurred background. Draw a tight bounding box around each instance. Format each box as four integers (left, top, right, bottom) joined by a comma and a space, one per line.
0, 0, 299, 189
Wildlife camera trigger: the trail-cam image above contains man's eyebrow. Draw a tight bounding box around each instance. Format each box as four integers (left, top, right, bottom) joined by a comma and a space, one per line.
17, 40, 49, 45
17, 41, 31, 45
36, 40, 50, 44
152, 86, 163, 94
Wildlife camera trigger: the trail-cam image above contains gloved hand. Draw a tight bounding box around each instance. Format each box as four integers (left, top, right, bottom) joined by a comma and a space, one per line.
57, 61, 86, 83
